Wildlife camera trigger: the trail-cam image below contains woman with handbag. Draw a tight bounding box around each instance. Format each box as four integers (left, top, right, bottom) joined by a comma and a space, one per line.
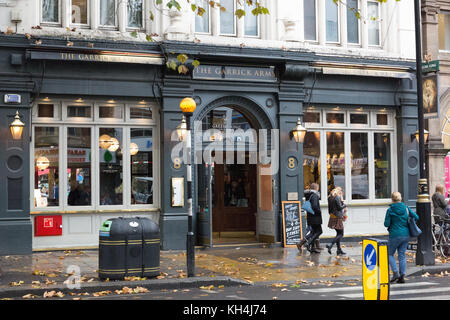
384, 191, 419, 284
326, 187, 347, 255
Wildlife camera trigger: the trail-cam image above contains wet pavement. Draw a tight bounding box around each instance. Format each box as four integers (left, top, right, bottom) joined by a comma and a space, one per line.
0, 242, 449, 299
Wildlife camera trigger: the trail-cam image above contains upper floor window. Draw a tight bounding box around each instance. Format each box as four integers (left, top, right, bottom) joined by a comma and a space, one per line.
195, 0, 210, 33
346, 0, 359, 44
439, 12, 450, 51
100, 0, 117, 28
304, 0, 317, 41
367, 1, 380, 46
220, 0, 236, 35
71, 0, 89, 26
42, 0, 60, 24
326, 0, 339, 43
128, 0, 143, 29
244, 0, 259, 37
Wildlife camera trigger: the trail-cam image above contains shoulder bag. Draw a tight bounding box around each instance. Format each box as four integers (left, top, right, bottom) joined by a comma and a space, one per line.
406, 207, 422, 238
302, 200, 315, 215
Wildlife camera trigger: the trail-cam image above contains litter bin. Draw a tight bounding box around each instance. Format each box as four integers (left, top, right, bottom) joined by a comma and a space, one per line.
98, 217, 160, 280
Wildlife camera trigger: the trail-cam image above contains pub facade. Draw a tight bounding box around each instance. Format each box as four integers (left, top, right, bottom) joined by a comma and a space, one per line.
0, 0, 420, 253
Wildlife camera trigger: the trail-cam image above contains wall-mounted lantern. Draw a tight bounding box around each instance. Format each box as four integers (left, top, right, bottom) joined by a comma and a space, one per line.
10, 111, 25, 140
291, 117, 307, 143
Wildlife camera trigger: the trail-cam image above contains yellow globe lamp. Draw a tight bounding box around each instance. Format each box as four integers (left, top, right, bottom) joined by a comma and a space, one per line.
179, 97, 196, 116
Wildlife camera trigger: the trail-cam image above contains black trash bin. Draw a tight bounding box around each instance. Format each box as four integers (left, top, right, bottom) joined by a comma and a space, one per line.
98, 217, 160, 280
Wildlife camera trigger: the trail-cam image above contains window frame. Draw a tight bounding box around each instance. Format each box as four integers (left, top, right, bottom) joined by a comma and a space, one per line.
219, 0, 237, 37
243, 1, 261, 38
325, 0, 341, 44
303, 106, 397, 205
303, 0, 318, 42
40, 0, 62, 26
126, 0, 145, 31
99, 0, 119, 30
70, 0, 91, 28
194, 0, 212, 35
346, 0, 361, 46
367, 0, 381, 47
31, 99, 160, 213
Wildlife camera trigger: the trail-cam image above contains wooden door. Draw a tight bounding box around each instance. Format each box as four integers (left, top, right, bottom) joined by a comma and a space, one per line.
212, 161, 257, 232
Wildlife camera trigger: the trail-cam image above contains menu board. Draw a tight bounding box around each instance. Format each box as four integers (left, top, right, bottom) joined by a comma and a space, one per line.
281, 201, 303, 247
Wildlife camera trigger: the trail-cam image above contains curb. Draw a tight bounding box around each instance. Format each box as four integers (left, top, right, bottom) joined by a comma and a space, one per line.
0, 276, 251, 299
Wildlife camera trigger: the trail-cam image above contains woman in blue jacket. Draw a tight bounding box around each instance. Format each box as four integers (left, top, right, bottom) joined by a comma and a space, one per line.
384, 192, 419, 284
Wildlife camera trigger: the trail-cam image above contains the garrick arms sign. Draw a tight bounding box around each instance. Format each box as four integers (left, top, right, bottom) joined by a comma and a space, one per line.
193, 64, 277, 82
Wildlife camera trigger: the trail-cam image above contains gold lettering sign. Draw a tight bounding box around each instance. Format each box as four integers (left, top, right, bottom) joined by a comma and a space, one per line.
193, 65, 277, 82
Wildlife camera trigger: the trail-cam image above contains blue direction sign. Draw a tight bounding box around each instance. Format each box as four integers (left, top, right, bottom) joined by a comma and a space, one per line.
364, 243, 377, 271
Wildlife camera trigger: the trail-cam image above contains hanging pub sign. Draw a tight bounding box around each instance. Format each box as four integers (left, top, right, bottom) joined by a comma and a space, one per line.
422, 73, 439, 119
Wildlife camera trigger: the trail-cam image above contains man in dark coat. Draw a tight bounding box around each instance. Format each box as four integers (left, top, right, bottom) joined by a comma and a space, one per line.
297, 183, 322, 254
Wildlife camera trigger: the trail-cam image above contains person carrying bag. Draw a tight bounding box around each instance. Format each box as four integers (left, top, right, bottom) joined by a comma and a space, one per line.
384, 191, 419, 284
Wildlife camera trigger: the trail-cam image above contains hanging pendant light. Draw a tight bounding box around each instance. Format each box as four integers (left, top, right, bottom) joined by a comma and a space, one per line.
36, 156, 50, 170
107, 137, 119, 152
99, 134, 112, 149
130, 142, 139, 155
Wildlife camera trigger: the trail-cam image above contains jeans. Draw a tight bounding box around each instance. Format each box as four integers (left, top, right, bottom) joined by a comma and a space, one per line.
388, 236, 410, 276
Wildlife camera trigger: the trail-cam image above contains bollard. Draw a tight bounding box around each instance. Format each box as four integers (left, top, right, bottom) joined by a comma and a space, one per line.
362, 238, 390, 300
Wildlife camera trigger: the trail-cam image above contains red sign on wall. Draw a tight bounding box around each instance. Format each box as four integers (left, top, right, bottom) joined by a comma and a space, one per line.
35, 215, 62, 236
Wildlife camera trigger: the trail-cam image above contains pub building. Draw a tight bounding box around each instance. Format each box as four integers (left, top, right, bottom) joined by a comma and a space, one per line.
0, 34, 419, 253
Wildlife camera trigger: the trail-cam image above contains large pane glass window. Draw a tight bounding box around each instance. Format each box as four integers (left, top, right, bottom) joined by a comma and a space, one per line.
128, 0, 143, 28
100, 0, 116, 27
34, 127, 59, 208
244, 1, 258, 36
130, 106, 152, 119
72, 0, 88, 24
68, 105, 91, 118
99, 128, 123, 205
304, 0, 317, 41
368, 1, 380, 46
438, 13, 450, 51
351, 133, 368, 199
326, 132, 345, 195
195, 0, 210, 33
326, 0, 339, 42
131, 128, 153, 205
42, 0, 59, 23
303, 131, 320, 189
347, 0, 359, 44
220, 0, 235, 35
374, 133, 391, 199
67, 127, 91, 206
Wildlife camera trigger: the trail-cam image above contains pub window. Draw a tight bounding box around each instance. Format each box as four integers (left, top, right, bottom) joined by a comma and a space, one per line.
326, 131, 345, 196
71, 0, 89, 26
304, 0, 317, 41
98, 105, 123, 120
346, 0, 359, 44
351, 132, 369, 199
350, 113, 368, 125
100, 0, 117, 28
130, 106, 152, 119
303, 131, 321, 189
326, 0, 339, 43
326, 112, 345, 125
38, 104, 54, 118
67, 105, 92, 118
376, 113, 388, 126
438, 12, 450, 51
195, 0, 210, 34
304, 111, 321, 124
374, 132, 391, 199
244, 0, 259, 37
42, 0, 61, 24
220, 0, 236, 36
34, 127, 59, 208
367, 1, 380, 46
131, 128, 153, 205
127, 0, 143, 29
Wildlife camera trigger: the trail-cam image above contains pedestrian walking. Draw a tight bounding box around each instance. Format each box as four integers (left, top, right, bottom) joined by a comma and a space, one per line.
297, 184, 323, 253
299, 183, 323, 254
326, 187, 347, 255
432, 184, 449, 224
384, 191, 419, 284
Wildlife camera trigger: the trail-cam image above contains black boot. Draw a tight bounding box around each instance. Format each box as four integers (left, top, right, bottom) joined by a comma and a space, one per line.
336, 248, 346, 255
390, 272, 400, 283
397, 274, 405, 283
296, 239, 307, 252
326, 244, 332, 255
306, 241, 320, 254
314, 239, 323, 250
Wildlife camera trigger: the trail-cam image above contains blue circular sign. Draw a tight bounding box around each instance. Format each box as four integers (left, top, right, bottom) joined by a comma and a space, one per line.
364, 244, 377, 271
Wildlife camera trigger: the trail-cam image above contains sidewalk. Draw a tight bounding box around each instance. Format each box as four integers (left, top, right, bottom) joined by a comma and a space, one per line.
0, 242, 449, 299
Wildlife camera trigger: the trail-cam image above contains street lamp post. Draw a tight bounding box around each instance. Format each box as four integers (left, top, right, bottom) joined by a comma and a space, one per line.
414, 0, 434, 266
179, 97, 197, 277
